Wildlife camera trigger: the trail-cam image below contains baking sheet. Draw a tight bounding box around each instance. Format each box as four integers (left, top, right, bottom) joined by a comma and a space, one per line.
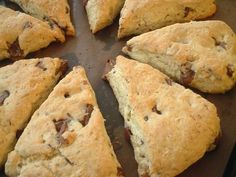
0, 0, 236, 176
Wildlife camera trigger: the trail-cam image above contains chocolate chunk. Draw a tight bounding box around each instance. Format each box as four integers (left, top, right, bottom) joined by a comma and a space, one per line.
16, 129, 24, 139
165, 78, 173, 86
212, 37, 227, 50
152, 105, 162, 115
7, 39, 24, 60
180, 62, 195, 85
144, 116, 149, 121
227, 64, 234, 77
0, 90, 10, 106
35, 61, 47, 71
64, 92, 70, 98
184, 7, 194, 17
102, 59, 116, 80
80, 104, 94, 126
55, 60, 68, 76
124, 128, 133, 144
53, 119, 69, 145
23, 21, 33, 29
117, 167, 125, 176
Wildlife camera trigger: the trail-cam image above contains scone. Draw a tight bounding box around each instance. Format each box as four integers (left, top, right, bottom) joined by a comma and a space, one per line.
118, 0, 216, 38
0, 6, 65, 60
105, 56, 221, 177
0, 57, 67, 167
5, 67, 123, 177
84, 0, 125, 33
123, 20, 236, 93
9, 0, 75, 36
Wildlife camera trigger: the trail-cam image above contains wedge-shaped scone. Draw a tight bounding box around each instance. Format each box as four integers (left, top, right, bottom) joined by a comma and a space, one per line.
0, 58, 67, 166
9, 0, 75, 36
105, 56, 221, 177
118, 0, 216, 38
5, 67, 123, 177
84, 0, 125, 33
123, 20, 236, 93
0, 6, 65, 60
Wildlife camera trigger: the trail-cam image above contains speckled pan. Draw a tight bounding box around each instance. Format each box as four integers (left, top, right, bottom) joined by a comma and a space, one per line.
0, 0, 235, 177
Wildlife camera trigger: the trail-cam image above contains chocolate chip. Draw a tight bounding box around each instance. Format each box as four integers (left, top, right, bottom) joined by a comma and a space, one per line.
144, 116, 149, 121
53, 119, 69, 145
180, 62, 195, 85
124, 128, 133, 144
227, 64, 234, 77
117, 167, 124, 176
0, 90, 10, 106
23, 21, 33, 29
64, 92, 70, 98
165, 78, 173, 86
35, 61, 47, 71
55, 60, 68, 76
212, 37, 227, 50
184, 7, 194, 17
152, 105, 162, 115
16, 129, 23, 139
80, 104, 94, 126
7, 39, 24, 60
102, 59, 116, 80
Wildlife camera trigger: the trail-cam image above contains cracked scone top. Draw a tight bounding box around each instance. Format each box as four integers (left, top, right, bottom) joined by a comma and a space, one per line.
118, 0, 216, 38
9, 0, 75, 36
0, 57, 67, 167
0, 6, 65, 60
105, 56, 221, 177
123, 20, 236, 93
5, 67, 123, 177
85, 0, 125, 33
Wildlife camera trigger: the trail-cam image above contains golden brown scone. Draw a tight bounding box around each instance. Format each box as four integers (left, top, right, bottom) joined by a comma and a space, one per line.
105, 56, 221, 177
9, 0, 75, 36
84, 0, 125, 33
0, 6, 65, 60
0, 57, 67, 167
5, 67, 123, 177
118, 0, 216, 38
123, 20, 236, 93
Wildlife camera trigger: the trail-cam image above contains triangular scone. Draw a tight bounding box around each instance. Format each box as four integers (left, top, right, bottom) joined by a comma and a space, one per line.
5, 67, 123, 177
118, 0, 216, 38
9, 0, 75, 36
0, 58, 67, 166
105, 56, 221, 177
123, 21, 236, 93
0, 6, 65, 60
84, 0, 125, 33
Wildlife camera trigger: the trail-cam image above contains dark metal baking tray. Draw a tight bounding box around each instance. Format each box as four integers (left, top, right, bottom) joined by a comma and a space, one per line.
0, 0, 236, 176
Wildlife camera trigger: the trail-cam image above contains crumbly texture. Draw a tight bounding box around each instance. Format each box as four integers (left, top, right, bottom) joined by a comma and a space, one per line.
5, 67, 123, 177
85, 0, 125, 33
123, 20, 236, 93
118, 0, 216, 38
9, 0, 75, 36
105, 56, 221, 177
0, 57, 67, 167
0, 6, 65, 60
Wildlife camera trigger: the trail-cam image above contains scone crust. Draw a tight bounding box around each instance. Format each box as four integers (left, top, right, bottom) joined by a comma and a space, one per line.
118, 0, 216, 38
123, 20, 236, 93
5, 67, 123, 177
0, 57, 66, 166
0, 6, 65, 60
106, 56, 221, 177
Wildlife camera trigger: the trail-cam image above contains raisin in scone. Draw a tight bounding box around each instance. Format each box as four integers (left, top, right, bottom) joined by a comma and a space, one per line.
9, 0, 75, 36
118, 0, 216, 38
5, 67, 123, 177
0, 6, 65, 60
84, 0, 125, 33
123, 20, 236, 93
105, 56, 221, 177
0, 58, 67, 167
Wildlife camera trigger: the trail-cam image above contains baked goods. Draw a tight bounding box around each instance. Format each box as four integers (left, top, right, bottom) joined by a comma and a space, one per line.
0, 6, 65, 60
9, 0, 75, 36
118, 0, 216, 38
84, 0, 125, 33
0, 57, 67, 167
5, 67, 123, 177
105, 55, 221, 177
123, 20, 236, 93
